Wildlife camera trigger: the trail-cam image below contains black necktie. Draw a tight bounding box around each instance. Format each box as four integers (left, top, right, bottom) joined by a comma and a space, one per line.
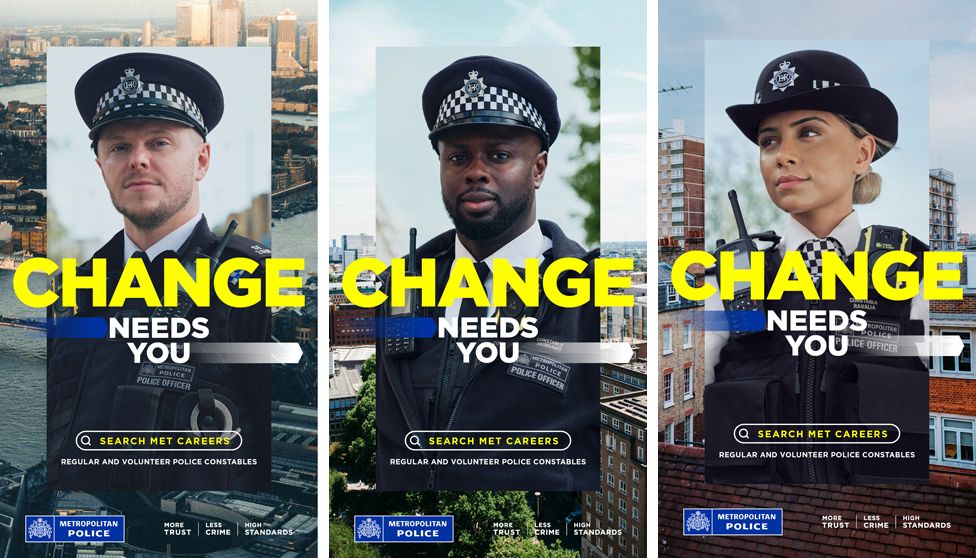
798, 237, 845, 280
458, 261, 491, 319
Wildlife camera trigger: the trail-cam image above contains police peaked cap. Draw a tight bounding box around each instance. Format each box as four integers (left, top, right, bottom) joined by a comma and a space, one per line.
726, 50, 897, 160
423, 55, 560, 150
75, 52, 224, 142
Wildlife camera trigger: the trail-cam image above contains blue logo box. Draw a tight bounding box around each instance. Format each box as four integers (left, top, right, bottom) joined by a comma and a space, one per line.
26, 515, 125, 543
683, 508, 783, 536
354, 515, 454, 543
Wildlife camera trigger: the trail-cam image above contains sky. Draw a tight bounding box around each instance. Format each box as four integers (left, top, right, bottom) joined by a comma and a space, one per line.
660, 0, 976, 239
329, 0, 648, 253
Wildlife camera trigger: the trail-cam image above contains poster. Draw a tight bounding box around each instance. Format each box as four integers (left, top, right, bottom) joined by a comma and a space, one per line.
0, 0, 319, 555
328, 1, 648, 556
660, 2, 976, 556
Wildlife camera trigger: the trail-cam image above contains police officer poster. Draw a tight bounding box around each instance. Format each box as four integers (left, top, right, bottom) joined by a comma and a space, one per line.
661, 1, 976, 556
0, 0, 319, 555
330, 0, 648, 556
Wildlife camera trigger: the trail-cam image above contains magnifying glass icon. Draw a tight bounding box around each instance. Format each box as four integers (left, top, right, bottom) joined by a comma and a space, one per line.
79, 435, 92, 447
409, 435, 421, 447
736, 428, 749, 440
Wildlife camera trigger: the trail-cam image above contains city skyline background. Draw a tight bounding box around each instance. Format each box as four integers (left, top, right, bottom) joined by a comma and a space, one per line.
0, 0, 316, 22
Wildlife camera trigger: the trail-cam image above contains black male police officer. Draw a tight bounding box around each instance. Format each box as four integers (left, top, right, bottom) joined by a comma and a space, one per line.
374, 56, 600, 490
46, 53, 271, 490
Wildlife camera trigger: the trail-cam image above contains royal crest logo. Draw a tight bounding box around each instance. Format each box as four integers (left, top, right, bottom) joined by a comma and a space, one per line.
768, 60, 799, 92
462, 70, 486, 98
685, 510, 710, 533
120, 67, 143, 95
356, 517, 383, 540
27, 517, 54, 541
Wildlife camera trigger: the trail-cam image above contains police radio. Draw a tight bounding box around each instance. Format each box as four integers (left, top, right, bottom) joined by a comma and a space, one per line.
152, 220, 237, 319
713, 190, 770, 338
384, 228, 420, 358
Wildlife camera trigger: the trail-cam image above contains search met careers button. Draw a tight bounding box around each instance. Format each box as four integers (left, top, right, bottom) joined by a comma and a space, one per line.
404, 430, 571, 451
733, 423, 900, 444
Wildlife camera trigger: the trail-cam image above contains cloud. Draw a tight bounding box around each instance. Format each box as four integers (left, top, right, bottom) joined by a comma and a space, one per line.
608, 69, 647, 82
330, 2, 422, 113
500, 0, 574, 44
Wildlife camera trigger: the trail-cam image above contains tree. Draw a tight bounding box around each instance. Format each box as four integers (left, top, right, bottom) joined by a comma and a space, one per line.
360, 353, 376, 383
487, 537, 580, 558
329, 522, 381, 558
567, 46, 601, 245
343, 373, 377, 484
329, 469, 347, 517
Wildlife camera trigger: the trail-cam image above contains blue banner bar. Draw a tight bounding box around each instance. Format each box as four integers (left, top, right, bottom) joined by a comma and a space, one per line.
47, 317, 109, 338
683, 508, 782, 536
354, 515, 454, 543
26, 515, 125, 543
374, 317, 437, 339
702, 310, 766, 332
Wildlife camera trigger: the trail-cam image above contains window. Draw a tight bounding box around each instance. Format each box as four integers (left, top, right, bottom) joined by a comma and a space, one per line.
603, 381, 609, 393
620, 462, 626, 474
607, 472, 615, 487
660, 212, 669, 223
638, 429, 645, 441
620, 480, 627, 494
929, 416, 936, 458
671, 182, 685, 193
633, 487, 639, 501
940, 332, 973, 374
660, 169, 668, 180
601, 412, 608, 424
620, 442, 627, 457
670, 139, 682, 149
943, 418, 975, 462
633, 469, 640, 482
607, 433, 616, 451
633, 507, 639, 521
666, 285, 678, 304
624, 424, 632, 435
663, 373, 673, 406
671, 153, 683, 164
664, 423, 674, 445
608, 493, 614, 507
619, 498, 626, 512
672, 226, 682, 235
672, 211, 685, 222
660, 155, 667, 165
682, 323, 692, 348
684, 414, 694, 443
596, 502, 604, 514
612, 417, 621, 430
683, 365, 694, 399
609, 455, 614, 467
638, 446, 646, 462
613, 386, 622, 395
663, 327, 673, 354
661, 197, 669, 208
586, 494, 592, 505
671, 168, 683, 179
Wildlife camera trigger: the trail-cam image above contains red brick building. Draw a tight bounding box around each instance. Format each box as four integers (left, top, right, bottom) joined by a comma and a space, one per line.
659, 443, 976, 557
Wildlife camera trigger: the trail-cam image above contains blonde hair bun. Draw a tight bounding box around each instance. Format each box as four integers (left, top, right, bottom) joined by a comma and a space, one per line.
853, 167, 881, 204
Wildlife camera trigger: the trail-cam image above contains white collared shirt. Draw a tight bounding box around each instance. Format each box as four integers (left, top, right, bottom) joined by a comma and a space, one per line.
704, 211, 929, 384
123, 213, 203, 262
445, 221, 552, 321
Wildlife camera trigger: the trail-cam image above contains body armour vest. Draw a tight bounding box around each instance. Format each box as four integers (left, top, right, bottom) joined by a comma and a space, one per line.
705, 234, 929, 484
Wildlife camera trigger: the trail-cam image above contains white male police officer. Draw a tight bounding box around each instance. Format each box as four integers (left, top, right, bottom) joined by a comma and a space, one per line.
46, 52, 271, 490
374, 55, 600, 491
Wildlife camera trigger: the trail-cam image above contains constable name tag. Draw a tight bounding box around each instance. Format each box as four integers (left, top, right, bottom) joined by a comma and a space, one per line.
354, 515, 454, 543
26, 515, 125, 543
506, 342, 573, 396
683, 508, 783, 536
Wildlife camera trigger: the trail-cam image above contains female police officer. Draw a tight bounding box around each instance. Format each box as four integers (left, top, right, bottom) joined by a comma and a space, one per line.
704, 50, 929, 484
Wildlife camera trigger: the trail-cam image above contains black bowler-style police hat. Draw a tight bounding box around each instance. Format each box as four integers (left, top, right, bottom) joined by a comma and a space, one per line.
423, 55, 560, 150
75, 52, 224, 142
726, 50, 897, 160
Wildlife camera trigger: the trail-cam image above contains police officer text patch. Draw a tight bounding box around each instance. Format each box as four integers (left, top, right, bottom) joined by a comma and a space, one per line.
135, 362, 195, 392
506, 348, 572, 396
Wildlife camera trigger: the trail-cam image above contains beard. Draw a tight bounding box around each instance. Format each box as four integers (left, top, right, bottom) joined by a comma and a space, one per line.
110, 169, 195, 230
443, 185, 533, 241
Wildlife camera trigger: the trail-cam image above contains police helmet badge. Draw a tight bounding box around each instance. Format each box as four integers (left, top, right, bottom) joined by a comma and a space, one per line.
120, 67, 143, 95
768, 60, 799, 92
462, 70, 486, 98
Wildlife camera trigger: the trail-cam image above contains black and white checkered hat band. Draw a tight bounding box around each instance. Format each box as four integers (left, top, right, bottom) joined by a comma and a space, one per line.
435, 85, 547, 135
93, 82, 205, 131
